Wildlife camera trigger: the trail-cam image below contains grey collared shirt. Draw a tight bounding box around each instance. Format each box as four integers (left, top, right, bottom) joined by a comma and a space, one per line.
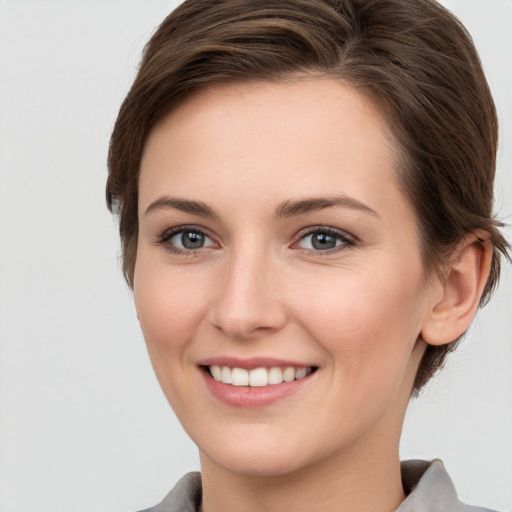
139, 459, 497, 512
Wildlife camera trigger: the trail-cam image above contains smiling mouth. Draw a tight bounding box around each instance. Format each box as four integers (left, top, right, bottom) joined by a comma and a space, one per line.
203, 365, 317, 387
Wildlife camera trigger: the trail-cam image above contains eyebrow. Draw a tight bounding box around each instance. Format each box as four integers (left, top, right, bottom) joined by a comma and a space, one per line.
275, 196, 379, 218
144, 197, 217, 218
144, 195, 379, 219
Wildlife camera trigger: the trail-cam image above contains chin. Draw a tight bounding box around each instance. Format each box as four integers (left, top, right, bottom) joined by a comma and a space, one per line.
203, 448, 311, 478
195, 427, 332, 478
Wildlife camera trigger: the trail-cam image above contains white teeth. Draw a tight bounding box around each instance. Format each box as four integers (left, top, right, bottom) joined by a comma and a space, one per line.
282, 367, 296, 382
268, 367, 283, 385
249, 367, 268, 387
295, 367, 307, 379
231, 368, 249, 386
211, 365, 222, 381
221, 366, 232, 384
209, 365, 313, 386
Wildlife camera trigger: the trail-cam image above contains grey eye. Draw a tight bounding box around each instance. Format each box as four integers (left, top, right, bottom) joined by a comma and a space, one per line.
310, 232, 339, 250
170, 230, 215, 250
297, 229, 352, 252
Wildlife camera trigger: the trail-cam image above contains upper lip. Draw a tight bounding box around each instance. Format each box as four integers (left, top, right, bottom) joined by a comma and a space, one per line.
198, 356, 316, 370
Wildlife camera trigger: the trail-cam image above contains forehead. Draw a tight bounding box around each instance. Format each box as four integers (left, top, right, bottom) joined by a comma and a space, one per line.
139, 78, 402, 217
144, 77, 395, 154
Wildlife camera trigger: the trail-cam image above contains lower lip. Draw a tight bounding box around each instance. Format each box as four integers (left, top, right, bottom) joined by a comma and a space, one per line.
201, 369, 314, 408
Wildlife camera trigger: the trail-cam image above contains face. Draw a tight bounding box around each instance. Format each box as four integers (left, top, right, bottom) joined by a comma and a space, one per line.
135, 79, 435, 477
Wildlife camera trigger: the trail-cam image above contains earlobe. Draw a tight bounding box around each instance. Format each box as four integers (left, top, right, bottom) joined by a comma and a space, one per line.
421, 233, 493, 346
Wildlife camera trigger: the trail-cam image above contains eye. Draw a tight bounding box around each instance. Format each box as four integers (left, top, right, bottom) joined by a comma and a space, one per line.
157, 226, 217, 254
295, 227, 355, 253
170, 230, 214, 250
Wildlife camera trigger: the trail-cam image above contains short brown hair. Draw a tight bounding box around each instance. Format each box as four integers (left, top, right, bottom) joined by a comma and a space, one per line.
107, 0, 509, 392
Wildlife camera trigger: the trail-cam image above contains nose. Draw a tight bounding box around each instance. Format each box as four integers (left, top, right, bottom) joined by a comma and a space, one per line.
209, 247, 288, 339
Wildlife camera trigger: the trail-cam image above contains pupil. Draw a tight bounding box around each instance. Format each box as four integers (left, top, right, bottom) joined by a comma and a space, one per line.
312, 232, 336, 250
182, 231, 204, 249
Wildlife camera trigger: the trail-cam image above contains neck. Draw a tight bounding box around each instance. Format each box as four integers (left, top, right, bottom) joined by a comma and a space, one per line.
199, 436, 406, 512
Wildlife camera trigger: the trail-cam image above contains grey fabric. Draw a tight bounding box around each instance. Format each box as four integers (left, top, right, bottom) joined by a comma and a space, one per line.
138, 459, 496, 512
138, 472, 202, 512
397, 459, 495, 512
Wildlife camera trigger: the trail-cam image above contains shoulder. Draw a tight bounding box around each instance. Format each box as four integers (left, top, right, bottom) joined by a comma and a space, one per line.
136, 472, 202, 512
399, 459, 498, 512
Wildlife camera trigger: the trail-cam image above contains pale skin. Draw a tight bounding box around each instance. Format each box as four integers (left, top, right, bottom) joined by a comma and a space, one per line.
134, 78, 492, 512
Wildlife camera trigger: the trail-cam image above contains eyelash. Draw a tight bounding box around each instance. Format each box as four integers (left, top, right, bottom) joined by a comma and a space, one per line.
155, 225, 218, 256
155, 225, 357, 256
293, 226, 357, 255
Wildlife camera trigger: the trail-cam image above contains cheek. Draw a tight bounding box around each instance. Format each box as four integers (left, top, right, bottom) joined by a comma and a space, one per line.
133, 259, 218, 417
298, 257, 426, 379
133, 257, 210, 368
295, 267, 426, 439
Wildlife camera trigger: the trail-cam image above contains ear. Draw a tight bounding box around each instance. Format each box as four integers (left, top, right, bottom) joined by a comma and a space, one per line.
421, 232, 493, 346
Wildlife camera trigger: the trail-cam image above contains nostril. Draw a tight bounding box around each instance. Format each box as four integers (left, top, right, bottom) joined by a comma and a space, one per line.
210, 312, 286, 339
208, 269, 288, 338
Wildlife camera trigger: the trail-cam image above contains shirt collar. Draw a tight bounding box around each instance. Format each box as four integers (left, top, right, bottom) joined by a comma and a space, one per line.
398, 459, 460, 511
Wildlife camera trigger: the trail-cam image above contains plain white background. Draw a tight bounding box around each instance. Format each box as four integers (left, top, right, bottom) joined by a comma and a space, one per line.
0, 1, 510, 511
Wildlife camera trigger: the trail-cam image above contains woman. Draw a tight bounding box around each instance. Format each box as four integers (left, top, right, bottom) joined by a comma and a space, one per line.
106, 0, 509, 510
